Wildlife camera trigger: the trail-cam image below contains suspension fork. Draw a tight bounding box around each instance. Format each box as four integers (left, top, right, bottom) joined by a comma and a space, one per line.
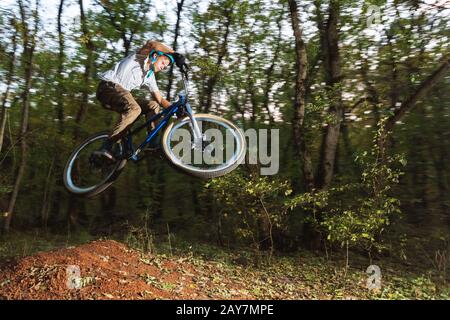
185, 102, 203, 148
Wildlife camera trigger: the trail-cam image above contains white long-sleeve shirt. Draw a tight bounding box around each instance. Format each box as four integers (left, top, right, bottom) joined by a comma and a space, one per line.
98, 52, 159, 93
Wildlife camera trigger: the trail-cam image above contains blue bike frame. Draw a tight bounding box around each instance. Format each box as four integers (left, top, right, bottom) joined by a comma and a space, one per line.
121, 72, 203, 162
124, 93, 201, 162
124, 96, 181, 161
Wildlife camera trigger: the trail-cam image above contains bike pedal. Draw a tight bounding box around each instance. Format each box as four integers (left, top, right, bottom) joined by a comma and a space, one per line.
143, 147, 161, 153
140, 147, 164, 160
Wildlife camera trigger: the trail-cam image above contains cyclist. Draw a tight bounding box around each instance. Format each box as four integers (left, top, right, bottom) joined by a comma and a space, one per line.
94, 40, 186, 160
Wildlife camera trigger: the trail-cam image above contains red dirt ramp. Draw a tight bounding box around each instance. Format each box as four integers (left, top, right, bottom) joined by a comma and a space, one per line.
0, 240, 251, 300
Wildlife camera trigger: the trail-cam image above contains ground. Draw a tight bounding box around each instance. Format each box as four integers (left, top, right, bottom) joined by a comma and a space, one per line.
0, 239, 448, 300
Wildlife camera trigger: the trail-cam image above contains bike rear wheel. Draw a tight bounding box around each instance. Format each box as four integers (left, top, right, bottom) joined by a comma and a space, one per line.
63, 131, 127, 197
161, 114, 246, 178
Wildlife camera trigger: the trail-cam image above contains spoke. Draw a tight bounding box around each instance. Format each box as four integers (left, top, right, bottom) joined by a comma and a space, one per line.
166, 117, 243, 172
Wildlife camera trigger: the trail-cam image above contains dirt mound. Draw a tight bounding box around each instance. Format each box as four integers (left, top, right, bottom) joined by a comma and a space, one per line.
0, 240, 251, 300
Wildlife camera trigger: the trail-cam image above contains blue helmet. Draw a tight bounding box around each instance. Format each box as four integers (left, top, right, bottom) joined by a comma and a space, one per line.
149, 49, 175, 65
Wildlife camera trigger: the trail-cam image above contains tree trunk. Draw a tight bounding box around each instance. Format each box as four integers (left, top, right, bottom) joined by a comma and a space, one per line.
166, 0, 184, 101
77, 0, 94, 127
317, 0, 342, 190
244, 40, 258, 126
202, 8, 232, 113
288, 0, 315, 191
49, 0, 67, 230
358, 43, 380, 126
40, 157, 55, 231
0, 107, 7, 154
0, 19, 18, 154
56, 0, 65, 133
4, 0, 39, 232
384, 54, 450, 134
261, 11, 283, 126
66, 0, 96, 230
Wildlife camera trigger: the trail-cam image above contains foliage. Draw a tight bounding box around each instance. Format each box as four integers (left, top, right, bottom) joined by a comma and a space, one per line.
287, 118, 406, 254
204, 169, 292, 253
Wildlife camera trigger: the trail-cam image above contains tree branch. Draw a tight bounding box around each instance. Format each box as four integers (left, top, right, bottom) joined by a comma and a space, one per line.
385, 53, 450, 132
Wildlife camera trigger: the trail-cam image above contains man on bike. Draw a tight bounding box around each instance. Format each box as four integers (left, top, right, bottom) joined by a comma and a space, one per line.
94, 40, 186, 160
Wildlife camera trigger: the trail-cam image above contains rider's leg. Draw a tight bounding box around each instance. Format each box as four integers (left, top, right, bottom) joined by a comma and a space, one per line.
136, 98, 162, 131
109, 96, 141, 142
97, 81, 143, 141
95, 81, 142, 159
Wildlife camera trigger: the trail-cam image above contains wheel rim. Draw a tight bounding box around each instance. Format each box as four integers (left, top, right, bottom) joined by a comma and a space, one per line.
164, 116, 245, 174
65, 134, 122, 194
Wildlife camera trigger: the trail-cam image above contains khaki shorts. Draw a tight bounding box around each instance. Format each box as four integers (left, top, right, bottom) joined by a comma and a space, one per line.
96, 80, 161, 141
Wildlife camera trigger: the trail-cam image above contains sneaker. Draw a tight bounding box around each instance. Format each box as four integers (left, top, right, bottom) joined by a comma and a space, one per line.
92, 139, 116, 162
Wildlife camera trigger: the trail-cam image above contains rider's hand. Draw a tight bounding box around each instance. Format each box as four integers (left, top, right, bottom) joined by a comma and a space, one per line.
172, 52, 186, 68
172, 52, 190, 75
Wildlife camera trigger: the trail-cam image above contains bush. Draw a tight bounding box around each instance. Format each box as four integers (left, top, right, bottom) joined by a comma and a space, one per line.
287, 118, 406, 256
204, 169, 292, 256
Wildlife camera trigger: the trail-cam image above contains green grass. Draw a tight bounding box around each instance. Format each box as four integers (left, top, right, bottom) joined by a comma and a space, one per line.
0, 229, 94, 262
125, 236, 449, 300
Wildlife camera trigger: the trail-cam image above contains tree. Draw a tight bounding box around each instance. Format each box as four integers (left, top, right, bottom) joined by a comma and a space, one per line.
166, 0, 185, 101
383, 54, 450, 135
191, 0, 235, 113
56, 0, 66, 134
65, 0, 98, 230
316, 0, 343, 190
94, 0, 153, 57
4, 0, 40, 232
0, 18, 18, 154
288, 0, 314, 191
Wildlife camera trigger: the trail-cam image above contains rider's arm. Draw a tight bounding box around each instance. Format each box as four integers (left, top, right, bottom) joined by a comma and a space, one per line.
145, 72, 170, 109
152, 90, 171, 109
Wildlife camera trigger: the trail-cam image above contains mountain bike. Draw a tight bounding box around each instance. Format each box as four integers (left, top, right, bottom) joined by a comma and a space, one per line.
63, 73, 246, 198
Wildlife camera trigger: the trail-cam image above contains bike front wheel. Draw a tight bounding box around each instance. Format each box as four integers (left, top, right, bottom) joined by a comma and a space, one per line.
161, 114, 246, 178
63, 131, 127, 197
